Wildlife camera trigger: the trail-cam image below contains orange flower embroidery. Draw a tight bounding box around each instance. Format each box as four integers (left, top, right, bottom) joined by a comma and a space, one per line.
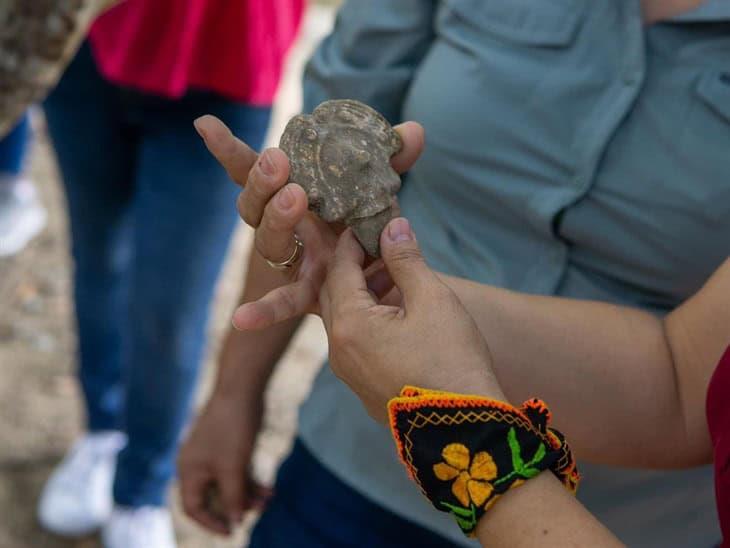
433, 443, 498, 507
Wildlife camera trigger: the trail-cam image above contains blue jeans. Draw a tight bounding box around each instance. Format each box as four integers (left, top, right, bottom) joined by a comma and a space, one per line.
249, 440, 462, 548
0, 113, 30, 176
43, 44, 271, 507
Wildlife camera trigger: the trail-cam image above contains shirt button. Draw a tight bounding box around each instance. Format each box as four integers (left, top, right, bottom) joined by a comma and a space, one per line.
720, 72, 730, 85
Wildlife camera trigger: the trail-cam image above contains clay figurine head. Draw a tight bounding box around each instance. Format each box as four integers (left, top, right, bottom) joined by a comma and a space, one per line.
279, 99, 402, 257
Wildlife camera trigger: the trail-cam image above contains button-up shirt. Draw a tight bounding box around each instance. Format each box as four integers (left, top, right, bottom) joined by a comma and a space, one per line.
299, 1, 729, 545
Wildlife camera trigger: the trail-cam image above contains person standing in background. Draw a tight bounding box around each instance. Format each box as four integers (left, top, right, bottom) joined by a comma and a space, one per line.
181, 0, 729, 546
0, 112, 46, 257
36, 2, 303, 547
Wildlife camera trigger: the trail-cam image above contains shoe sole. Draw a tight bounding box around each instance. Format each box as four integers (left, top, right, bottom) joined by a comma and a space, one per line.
37, 515, 102, 539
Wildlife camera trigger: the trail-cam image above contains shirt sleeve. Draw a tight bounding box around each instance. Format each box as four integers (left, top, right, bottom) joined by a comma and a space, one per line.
303, 0, 437, 124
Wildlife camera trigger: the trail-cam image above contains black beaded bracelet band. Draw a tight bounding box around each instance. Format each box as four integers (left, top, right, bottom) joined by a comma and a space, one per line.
388, 387, 580, 537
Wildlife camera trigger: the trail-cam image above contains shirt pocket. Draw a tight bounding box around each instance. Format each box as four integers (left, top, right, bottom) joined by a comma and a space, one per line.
439, 0, 584, 50
687, 70, 730, 223
695, 71, 730, 124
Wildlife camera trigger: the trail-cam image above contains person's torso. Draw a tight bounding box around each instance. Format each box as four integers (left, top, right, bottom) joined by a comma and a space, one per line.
88, 0, 304, 104
299, 2, 729, 545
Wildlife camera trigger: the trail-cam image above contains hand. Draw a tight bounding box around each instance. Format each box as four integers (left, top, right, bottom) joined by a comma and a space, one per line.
194, 115, 425, 331
641, 0, 704, 24
319, 218, 504, 423
177, 393, 270, 535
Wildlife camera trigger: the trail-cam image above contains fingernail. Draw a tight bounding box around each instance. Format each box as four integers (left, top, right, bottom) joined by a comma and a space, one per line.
387, 218, 413, 243
260, 150, 276, 176
277, 186, 294, 209
193, 118, 207, 141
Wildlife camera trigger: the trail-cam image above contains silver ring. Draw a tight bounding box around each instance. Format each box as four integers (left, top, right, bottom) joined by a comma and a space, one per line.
266, 234, 304, 270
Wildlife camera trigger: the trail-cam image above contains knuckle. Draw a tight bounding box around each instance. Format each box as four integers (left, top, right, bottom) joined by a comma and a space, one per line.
276, 287, 299, 319
389, 247, 424, 267
181, 495, 196, 515
262, 204, 292, 233
238, 191, 259, 227
213, 459, 241, 476
254, 229, 288, 264
249, 175, 273, 201
330, 320, 355, 347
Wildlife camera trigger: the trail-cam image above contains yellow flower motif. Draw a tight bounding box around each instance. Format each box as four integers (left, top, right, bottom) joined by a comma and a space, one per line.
433, 443, 498, 507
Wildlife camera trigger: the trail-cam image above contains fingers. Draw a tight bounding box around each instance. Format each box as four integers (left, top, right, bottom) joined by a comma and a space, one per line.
194, 115, 257, 188
391, 122, 425, 174
321, 230, 375, 329
232, 279, 318, 330
216, 465, 246, 526
380, 218, 440, 308
179, 470, 231, 536
365, 261, 394, 300
254, 183, 308, 262
239, 148, 292, 227
245, 481, 274, 512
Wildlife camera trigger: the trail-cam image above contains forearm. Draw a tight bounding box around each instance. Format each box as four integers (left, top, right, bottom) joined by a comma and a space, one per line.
443, 275, 707, 467
388, 329, 621, 547
476, 473, 621, 547
213, 249, 302, 401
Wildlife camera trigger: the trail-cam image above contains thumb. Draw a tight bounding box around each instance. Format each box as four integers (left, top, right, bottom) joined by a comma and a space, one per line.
380, 218, 438, 306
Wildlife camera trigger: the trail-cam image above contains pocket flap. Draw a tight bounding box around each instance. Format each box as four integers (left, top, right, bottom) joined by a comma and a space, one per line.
446, 0, 583, 48
695, 72, 730, 123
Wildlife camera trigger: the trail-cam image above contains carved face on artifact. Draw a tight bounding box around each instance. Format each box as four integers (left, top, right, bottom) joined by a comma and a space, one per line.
279, 99, 402, 256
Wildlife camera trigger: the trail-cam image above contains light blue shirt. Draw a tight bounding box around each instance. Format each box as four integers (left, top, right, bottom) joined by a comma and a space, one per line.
298, 1, 729, 545
676, 0, 730, 20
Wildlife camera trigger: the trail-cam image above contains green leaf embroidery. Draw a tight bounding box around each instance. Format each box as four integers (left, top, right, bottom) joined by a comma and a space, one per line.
527, 441, 546, 467
440, 501, 475, 518
508, 427, 524, 471
440, 502, 477, 532
495, 428, 548, 486
520, 467, 542, 479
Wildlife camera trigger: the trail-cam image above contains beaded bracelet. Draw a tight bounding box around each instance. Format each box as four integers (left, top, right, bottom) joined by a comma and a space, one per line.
388, 386, 580, 537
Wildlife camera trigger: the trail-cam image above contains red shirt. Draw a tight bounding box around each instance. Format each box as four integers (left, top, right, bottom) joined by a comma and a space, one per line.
707, 345, 730, 546
88, 0, 304, 105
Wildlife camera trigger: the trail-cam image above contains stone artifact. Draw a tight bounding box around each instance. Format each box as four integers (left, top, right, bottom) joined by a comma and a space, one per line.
279, 99, 402, 257
0, 0, 116, 137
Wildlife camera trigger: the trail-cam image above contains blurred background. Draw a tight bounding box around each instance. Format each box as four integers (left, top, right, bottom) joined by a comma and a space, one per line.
0, 2, 339, 546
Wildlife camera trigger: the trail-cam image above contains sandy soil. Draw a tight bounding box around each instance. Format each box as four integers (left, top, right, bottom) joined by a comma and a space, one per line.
0, 5, 335, 547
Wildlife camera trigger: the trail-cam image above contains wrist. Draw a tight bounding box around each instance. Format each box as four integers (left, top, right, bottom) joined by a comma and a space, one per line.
432, 360, 506, 402
388, 389, 579, 537
212, 328, 280, 399
206, 383, 264, 419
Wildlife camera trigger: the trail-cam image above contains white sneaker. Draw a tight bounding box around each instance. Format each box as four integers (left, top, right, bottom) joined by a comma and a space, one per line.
102, 506, 177, 548
38, 431, 126, 537
0, 177, 47, 257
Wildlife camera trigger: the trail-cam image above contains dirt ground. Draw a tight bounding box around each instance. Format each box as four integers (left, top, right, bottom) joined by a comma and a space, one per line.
0, 5, 336, 547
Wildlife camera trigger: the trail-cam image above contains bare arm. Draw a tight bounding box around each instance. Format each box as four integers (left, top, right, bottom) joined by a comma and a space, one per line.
476, 472, 622, 547
321, 224, 623, 547
178, 247, 302, 533
444, 258, 730, 468
213, 248, 303, 401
